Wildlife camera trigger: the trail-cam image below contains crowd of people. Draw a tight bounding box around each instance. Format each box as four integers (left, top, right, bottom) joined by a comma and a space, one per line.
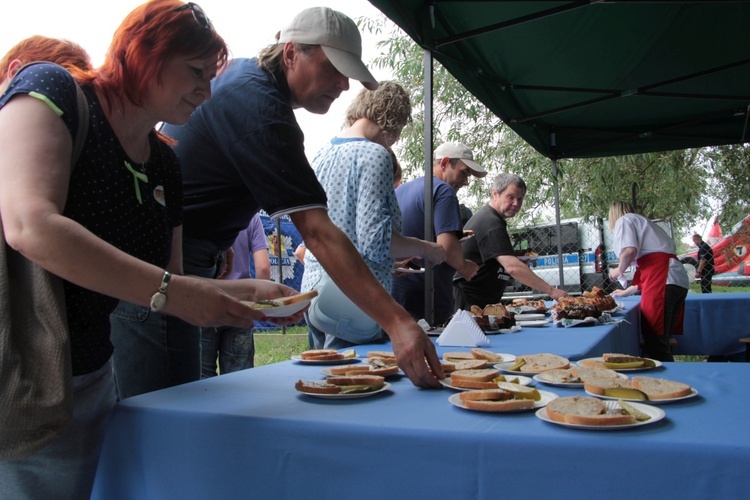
0, 1, 697, 497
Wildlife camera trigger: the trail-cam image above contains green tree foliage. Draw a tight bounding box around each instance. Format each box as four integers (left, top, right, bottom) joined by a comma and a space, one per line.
359, 15, 750, 235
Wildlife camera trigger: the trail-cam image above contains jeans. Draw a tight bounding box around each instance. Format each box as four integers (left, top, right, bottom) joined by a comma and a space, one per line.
201, 325, 255, 378
109, 237, 222, 399
305, 312, 386, 350
0, 360, 116, 500
110, 301, 200, 399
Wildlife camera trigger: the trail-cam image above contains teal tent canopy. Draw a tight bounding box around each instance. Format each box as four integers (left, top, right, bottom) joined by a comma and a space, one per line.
368, 1, 750, 159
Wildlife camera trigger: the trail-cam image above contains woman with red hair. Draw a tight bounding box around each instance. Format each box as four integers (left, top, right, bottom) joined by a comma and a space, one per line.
0, 1, 301, 496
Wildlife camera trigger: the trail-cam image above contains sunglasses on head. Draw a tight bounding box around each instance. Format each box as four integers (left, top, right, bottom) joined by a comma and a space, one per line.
173, 2, 212, 30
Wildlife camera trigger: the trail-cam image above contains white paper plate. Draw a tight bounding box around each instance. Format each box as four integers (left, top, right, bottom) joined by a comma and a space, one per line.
297, 382, 391, 399
291, 356, 361, 366
440, 375, 532, 391
536, 400, 666, 430
577, 357, 663, 371
246, 299, 312, 318
585, 387, 699, 404
319, 366, 402, 378
516, 319, 551, 327
515, 313, 546, 321
449, 390, 558, 413
394, 267, 425, 274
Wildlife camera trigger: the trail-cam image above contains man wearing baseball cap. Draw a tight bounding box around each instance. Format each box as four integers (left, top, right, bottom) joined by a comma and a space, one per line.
392, 142, 485, 326
113, 7, 444, 395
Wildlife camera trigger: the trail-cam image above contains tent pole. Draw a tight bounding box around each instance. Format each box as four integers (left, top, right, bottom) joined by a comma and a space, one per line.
551, 135, 564, 293
423, 47, 435, 325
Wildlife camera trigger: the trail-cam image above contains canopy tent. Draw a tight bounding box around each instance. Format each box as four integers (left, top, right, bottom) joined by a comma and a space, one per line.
368, 0, 750, 318
368, 0, 750, 159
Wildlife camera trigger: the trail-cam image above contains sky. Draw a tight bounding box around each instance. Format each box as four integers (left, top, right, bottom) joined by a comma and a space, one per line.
0, 0, 391, 160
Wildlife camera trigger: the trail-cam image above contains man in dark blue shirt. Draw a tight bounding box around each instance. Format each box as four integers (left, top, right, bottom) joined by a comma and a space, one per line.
692, 234, 715, 293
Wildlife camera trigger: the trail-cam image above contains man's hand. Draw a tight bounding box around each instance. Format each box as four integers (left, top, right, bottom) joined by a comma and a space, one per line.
388, 319, 443, 389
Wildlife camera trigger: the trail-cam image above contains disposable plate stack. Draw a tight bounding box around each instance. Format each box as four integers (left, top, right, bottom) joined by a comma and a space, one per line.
436, 310, 490, 347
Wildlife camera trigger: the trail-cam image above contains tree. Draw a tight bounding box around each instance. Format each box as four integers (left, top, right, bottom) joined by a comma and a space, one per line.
360, 15, 750, 236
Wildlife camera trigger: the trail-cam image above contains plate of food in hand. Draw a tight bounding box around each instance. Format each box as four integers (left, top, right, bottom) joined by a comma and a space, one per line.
536, 396, 665, 430
242, 290, 318, 317
577, 354, 663, 371
583, 376, 698, 404
291, 349, 360, 365
295, 376, 391, 399
449, 386, 558, 413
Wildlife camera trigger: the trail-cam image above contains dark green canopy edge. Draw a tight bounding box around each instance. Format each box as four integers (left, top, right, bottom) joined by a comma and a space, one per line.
368, 0, 750, 159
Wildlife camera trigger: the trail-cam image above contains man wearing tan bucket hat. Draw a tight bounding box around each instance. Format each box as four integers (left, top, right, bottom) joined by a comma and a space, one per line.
106, 7, 446, 395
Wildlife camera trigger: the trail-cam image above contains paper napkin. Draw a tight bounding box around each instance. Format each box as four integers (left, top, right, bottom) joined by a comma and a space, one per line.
436, 310, 490, 347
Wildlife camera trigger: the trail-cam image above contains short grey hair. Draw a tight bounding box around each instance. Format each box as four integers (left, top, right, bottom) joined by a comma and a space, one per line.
493, 173, 526, 195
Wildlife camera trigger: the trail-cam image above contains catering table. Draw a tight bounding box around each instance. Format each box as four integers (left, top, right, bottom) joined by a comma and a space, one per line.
675, 292, 750, 356
92, 361, 748, 499
91, 302, 749, 500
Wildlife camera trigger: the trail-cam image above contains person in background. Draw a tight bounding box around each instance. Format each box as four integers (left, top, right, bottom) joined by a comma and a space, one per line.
459, 203, 473, 227
202, 213, 270, 376
301, 81, 446, 349
160, 7, 444, 388
392, 142, 481, 326
453, 173, 569, 309
692, 233, 714, 293
0, 1, 300, 497
608, 201, 689, 361
390, 147, 403, 188
0, 35, 92, 94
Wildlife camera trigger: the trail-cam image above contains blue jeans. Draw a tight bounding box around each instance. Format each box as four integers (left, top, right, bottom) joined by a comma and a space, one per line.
305, 312, 386, 350
110, 301, 200, 399
0, 360, 116, 499
201, 325, 255, 378
110, 237, 223, 399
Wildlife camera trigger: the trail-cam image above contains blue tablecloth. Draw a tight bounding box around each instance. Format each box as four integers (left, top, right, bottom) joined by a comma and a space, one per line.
91, 302, 748, 500
92, 362, 748, 500
676, 292, 750, 356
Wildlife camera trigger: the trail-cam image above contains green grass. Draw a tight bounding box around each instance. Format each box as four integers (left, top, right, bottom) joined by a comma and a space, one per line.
254, 326, 308, 367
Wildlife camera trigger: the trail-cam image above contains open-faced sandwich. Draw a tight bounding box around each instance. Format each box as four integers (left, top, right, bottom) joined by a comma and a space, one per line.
545, 395, 648, 426
508, 353, 570, 373
457, 388, 537, 412
295, 375, 386, 395
299, 349, 355, 361
468, 303, 516, 331
584, 376, 692, 401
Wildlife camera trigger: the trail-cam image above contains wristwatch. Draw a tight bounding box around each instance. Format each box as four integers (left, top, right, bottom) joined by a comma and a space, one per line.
149, 271, 172, 312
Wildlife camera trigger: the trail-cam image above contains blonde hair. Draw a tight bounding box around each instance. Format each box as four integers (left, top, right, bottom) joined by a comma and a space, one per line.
608, 200, 635, 230
344, 81, 411, 142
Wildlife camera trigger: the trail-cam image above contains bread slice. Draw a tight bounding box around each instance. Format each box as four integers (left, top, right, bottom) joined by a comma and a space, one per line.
545, 396, 635, 426
517, 353, 570, 373
326, 375, 385, 391
329, 364, 371, 375
300, 349, 343, 361
570, 365, 620, 382
537, 368, 574, 384
443, 351, 475, 362
450, 368, 500, 389
633, 377, 692, 400
459, 389, 534, 411
295, 380, 341, 394
471, 348, 505, 362
482, 304, 509, 317
451, 368, 500, 382
583, 377, 638, 396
